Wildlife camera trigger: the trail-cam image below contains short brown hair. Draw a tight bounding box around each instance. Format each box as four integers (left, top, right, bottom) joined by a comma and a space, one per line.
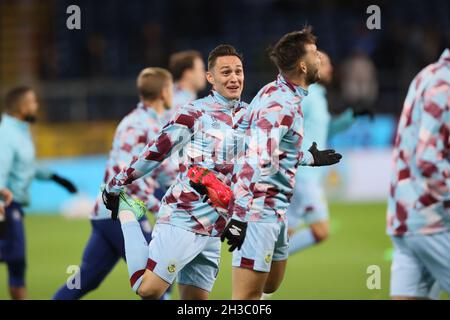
169, 50, 202, 81
207, 44, 243, 70
137, 67, 172, 100
270, 26, 317, 73
3, 86, 33, 112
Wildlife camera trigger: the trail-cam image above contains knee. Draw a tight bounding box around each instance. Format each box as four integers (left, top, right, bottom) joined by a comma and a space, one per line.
263, 283, 280, 294
137, 282, 164, 300
263, 275, 284, 294
233, 291, 262, 300
233, 288, 264, 300
311, 222, 329, 243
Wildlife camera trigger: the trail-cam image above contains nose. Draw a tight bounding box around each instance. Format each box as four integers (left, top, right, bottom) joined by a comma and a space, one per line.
229, 73, 238, 83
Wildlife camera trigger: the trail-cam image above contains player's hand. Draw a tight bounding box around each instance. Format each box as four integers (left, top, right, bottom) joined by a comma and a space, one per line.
102, 188, 120, 220
0, 188, 13, 206
51, 174, 78, 193
0, 203, 5, 217
308, 142, 342, 166
0, 203, 6, 238
221, 219, 247, 252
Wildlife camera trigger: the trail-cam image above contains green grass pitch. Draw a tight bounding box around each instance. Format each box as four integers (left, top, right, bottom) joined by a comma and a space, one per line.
0, 202, 448, 300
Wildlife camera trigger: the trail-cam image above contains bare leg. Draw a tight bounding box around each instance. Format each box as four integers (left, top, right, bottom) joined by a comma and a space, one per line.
137, 269, 171, 300
263, 260, 287, 294
232, 267, 269, 300
178, 284, 209, 300
9, 286, 27, 300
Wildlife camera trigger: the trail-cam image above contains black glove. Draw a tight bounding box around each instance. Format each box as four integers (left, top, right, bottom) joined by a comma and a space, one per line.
189, 180, 209, 203
102, 189, 119, 220
308, 142, 342, 167
51, 174, 77, 193
220, 219, 247, 252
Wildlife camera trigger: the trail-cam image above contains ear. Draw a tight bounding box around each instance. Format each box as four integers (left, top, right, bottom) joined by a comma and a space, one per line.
299, 61, 307, 74
206, 71, 215, 86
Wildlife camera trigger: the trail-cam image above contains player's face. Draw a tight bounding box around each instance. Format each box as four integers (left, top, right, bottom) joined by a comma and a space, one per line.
161, 80, 174, 110
318, 52, 333, 85
206, 56, 244, 100
300, 43, 321, 85
190, 57, 206, 92
19, 90, 39, 123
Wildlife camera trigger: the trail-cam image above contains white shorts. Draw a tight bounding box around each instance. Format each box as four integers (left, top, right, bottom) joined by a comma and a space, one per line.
390, 232, 450, 299
232, 220, 288, 273
147, 223, 221, 292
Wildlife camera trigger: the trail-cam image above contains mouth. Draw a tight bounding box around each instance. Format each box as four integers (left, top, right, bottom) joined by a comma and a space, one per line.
226, 85, 240, 92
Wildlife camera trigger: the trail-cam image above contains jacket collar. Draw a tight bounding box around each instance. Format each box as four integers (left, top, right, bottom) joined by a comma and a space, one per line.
137, 102, 159, 120
210, 90, 241, 110
277, 74, 309, 97
1, 113, 30, 131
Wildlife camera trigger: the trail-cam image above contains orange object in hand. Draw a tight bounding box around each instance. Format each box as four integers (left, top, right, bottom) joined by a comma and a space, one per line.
187, 166, 233, 209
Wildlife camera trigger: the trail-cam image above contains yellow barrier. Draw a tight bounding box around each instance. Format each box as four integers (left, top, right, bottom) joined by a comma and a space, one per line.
32, 121, 119, 158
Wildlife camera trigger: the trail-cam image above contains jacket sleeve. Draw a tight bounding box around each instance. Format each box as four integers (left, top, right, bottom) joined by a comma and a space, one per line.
107, 106, 200, 194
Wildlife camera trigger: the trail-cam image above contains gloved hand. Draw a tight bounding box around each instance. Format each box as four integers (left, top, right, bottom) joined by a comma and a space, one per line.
308, 142, 342, 166
51, 174, 78, 193
187, 166, 233, 210
102, 188, 120, 220
220, 218, 247, 252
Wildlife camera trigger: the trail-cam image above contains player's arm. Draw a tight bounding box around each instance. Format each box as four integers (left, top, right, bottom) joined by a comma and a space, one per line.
151, 153, 179, 191
0, 188, 13, 206
117, 122, 166, 213
0, 188, 13, 216
106, 106, 198, 195
0, 140, 14, 216
328, 108, 355, 138
34, 166, 77, 194
103, 108, 198, 217
0, 139, 13, 190
415, 86, 450, 201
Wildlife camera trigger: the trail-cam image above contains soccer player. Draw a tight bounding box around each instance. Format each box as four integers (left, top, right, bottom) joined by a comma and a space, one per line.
286, 51, 368, 255
222, 28, 343, 300
0, 86, 77, 300
53, 68, 173, 300
102, 44, 248, 300
387, 48, 449, 299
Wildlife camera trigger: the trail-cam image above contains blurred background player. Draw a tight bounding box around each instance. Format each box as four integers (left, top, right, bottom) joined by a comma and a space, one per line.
102, 44, 247, 300
224, 28, 342, 300
387, 48, 450, 300
165, 50, 206, 121
286, 51, 372, 256
0, 86, 77, 300
53, 68, 173, 300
